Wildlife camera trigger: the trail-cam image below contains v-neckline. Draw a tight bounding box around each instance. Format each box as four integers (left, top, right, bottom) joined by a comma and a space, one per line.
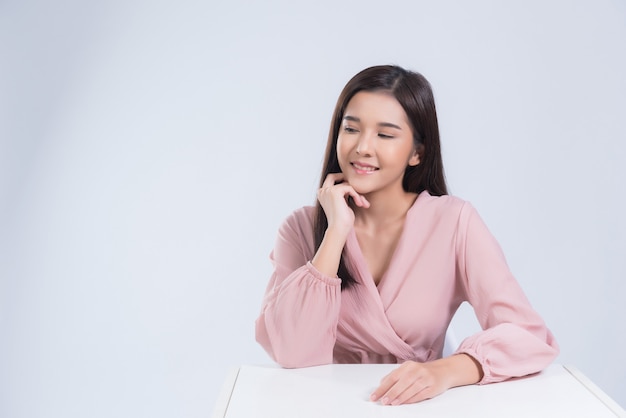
346, 191, 426, 292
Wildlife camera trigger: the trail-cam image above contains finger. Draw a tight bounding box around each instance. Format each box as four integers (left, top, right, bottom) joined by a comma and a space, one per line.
320, 174, 370, 208
323, 183, 357, 199
402, 384, 435, 405
371, 362, 426, 404
381, 380, 415, 406
354, 194, 370, 208
332, 184, 368, 208
379, 367, 424, 406
321, 182, 361, 205
369, 383, 390, 401
345, 189, 366, 207
321, 173, 345, 188
388, 380, 432, 406
369, 370, 399, 401
317, 181, 349, 200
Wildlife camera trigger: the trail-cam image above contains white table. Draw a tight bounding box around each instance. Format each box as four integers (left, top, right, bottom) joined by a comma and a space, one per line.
213, 363, 624, 417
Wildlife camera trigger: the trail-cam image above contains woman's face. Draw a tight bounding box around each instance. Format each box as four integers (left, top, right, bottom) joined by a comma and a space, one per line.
336, 91, 420, 196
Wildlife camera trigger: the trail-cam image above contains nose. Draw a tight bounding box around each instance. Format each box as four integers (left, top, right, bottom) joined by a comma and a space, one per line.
356, 132, 374, 156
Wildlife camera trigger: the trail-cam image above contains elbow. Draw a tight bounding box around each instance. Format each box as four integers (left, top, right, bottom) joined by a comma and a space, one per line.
255, 321, 319, 368
274, 357, 308, 369
255, 327, 330, 369
547, 329, 560, 357
272, 350, 329, 369
255, 311, 335, 369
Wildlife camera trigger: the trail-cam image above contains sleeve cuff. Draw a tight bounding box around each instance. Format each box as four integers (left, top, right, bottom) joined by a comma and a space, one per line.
305, 261, 342, 286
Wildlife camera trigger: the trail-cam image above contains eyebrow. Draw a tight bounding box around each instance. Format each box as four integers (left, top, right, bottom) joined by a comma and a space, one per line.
343, 115, 402, 130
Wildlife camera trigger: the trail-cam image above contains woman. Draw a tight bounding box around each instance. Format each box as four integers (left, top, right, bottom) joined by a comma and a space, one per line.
255, 65, 559, 406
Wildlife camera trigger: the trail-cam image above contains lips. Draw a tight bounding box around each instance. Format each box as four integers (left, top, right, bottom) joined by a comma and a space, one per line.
351, 162, 379, 173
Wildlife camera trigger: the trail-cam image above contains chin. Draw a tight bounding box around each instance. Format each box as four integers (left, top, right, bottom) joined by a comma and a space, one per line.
350, 184, 374, 196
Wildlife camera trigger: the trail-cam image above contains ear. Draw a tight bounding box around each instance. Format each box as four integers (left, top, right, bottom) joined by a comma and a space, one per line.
408, 143, 424, 167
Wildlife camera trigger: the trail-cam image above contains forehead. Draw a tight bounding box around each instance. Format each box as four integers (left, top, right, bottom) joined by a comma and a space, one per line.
343, 91, 409, 126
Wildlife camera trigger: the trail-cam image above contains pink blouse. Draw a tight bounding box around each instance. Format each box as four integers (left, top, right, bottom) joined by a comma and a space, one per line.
255, 191, 559, 384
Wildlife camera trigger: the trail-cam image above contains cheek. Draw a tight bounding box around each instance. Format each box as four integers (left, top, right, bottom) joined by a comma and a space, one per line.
336, 135, 351, 158
336, 137, 354, 171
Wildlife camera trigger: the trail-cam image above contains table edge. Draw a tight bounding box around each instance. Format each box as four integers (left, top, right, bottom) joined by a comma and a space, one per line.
211, 367, 240, 418
211, 364, 625, 418
563, 364, 626, 417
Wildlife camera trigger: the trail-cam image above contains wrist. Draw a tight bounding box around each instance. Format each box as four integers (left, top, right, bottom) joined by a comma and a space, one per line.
325, 223, 352, 239
435, 353, 483, 389
311, 227, 350, 278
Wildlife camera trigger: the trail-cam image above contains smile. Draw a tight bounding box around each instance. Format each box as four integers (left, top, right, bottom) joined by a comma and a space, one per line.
351, 162, 379, 173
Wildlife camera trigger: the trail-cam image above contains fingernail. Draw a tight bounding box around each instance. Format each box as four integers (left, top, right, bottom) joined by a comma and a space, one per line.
381, 396, 389, 405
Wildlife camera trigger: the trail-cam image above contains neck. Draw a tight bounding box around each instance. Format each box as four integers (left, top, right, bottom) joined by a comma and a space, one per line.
353, 189, 418, 229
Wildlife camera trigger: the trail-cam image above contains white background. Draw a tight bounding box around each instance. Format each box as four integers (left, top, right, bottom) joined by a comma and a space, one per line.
1, 0, 624, 417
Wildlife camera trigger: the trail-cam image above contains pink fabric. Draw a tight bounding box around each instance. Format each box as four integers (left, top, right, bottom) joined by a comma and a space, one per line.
255, 192, 559, 383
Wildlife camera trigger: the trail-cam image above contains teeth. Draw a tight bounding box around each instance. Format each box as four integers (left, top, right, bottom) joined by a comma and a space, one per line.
353, 163, 376, 171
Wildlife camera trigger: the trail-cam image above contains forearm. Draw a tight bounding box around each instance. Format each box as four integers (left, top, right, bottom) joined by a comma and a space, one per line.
311, 226, 350, 278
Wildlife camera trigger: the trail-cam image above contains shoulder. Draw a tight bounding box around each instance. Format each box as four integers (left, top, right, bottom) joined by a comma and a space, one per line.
408, 193, 490, 248
407, 192, 483, 235
414, 191, 475, 219
283, 205, 316, 227
277, 205, 316, 242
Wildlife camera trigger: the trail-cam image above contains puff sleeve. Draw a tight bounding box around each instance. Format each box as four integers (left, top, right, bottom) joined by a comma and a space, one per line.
255, 208, 342, 368
454, 203, 559, 383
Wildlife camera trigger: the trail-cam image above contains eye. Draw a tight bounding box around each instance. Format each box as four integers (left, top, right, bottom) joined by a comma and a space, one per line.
378, 133, 394, 139
343, 126, 359, 133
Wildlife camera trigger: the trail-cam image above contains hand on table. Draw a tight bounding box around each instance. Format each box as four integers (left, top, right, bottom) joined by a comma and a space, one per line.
369, 360, 450, 405
369, 355, 482, 406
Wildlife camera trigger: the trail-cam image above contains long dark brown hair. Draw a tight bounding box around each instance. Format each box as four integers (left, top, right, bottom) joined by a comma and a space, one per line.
314, 65, 448, 290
